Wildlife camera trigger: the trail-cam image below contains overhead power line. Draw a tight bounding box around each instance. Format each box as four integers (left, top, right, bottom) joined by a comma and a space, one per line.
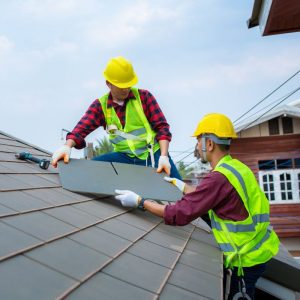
233, 69, 300, 124
240, 85, 300, 131
234, 89, 295, 127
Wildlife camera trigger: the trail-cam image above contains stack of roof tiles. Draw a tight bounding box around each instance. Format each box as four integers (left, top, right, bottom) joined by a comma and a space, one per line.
0, 131, 223, 300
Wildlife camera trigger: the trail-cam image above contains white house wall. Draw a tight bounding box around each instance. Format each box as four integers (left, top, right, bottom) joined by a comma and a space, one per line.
238, 117, 300, 138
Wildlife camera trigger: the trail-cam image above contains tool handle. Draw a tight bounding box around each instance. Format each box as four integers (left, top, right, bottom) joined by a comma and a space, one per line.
15, 152, 50, 170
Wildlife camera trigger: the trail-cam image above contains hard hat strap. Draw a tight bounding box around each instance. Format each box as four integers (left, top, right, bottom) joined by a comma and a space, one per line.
201, 136, 208, 163
204, 134, 231, 145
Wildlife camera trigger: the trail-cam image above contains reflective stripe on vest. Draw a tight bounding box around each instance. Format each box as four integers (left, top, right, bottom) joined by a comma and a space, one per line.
219, 228, 272, 253
211, 213, 269, 232
220, 163, 249, 202
110, 128, 147, 144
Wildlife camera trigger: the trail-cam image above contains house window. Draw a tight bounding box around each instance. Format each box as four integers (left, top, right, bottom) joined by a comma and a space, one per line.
268, 118, 279, 135
262, 174, 275, 201
280, 173, 293, 200
259, 169, 300, 204
258, 160, 275, 170
282, 117, 293, 134
294, 158, 300, 168
277, 159, 292, 169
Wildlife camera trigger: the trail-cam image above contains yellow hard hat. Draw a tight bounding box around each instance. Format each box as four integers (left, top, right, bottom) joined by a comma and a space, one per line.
192, 113, 237, 138
103, 56, 138, 88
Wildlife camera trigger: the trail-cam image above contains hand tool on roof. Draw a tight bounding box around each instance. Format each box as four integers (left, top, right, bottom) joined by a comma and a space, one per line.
15, 152, 50, 170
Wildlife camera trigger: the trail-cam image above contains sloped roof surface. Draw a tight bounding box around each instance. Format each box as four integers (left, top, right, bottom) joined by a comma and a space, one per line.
0, 131, 223, 300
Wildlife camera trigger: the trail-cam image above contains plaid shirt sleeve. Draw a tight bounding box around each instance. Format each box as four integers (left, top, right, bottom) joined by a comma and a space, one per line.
138, 89, 172, 142
66, 99, 105, 149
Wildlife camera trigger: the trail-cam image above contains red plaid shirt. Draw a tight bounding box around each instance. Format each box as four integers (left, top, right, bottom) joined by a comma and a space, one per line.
67, 89, 172, 149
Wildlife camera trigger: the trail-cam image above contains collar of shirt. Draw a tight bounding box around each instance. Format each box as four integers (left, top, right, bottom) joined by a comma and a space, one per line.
107, 90, 136, 108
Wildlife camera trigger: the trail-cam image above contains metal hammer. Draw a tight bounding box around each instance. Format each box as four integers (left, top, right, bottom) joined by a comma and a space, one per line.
15, 152, 50, 170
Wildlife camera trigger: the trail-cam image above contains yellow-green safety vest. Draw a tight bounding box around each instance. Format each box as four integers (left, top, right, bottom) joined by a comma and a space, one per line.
99, 87, 160, 160
209, 155, 280, 276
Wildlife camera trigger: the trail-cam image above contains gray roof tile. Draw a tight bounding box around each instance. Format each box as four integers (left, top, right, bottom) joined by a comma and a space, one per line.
0, 174, 32, 191
103, 252, 170, 294
143, 228, 188, 253
0, 203, 16, 216
96, 218, 146, 242
0, 221, 41, 259
168, 263, 222, 299
0, 255, 77, 300
2, 211, 76, 241
22, 188, 84, 205
127, 239, 180, 268
160, 284, 208, 300
68, 272, 155, 300
26, 238, 110, 281
44, 205, 102, 228
0, 190, 50, 212
69, 226, 131, 256
117, 209, 162, 231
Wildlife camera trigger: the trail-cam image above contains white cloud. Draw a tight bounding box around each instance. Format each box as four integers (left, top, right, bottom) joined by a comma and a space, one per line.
0, 35, 14, 55
19, 0, 99, 18
82, 79, 101, 91
43, 40, 78, 58
173, 45, 300, 90
84, 0, 181, 48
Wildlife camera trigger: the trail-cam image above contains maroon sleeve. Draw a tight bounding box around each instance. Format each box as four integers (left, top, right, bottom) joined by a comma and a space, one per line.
138, 89, 172, 142
66, 99, 106, 149
164, 171, 249, 226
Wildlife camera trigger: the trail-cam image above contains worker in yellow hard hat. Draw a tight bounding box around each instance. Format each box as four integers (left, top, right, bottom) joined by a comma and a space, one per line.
52, 56, 181, 179
115, 113, 280, 300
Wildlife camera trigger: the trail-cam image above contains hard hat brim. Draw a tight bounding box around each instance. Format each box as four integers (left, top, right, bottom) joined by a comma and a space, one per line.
104, 72, 138, 89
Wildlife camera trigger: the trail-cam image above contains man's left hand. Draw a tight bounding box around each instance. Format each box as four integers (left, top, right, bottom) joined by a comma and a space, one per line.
115, 189, 141, 208
157, 156, 171, 175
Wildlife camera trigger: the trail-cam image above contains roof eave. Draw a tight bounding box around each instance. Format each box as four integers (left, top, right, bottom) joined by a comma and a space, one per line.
247, 0, 263, 28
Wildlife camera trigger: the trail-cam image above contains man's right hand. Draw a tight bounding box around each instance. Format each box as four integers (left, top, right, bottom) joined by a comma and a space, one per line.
51, 145, 71, 168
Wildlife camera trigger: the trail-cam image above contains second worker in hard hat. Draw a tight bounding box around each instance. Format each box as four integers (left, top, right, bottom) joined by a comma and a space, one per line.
114, 113, 280, 300
52, 56, 181, 179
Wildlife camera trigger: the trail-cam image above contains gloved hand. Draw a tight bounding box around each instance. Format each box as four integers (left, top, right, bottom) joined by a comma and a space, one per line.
157, 156, 171, 175
164, 176, 186, 193
51, 145, 71, 168
115, 189, 141, 208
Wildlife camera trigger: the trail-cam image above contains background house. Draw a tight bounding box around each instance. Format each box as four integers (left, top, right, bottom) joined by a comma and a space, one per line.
231, 99, 300, 257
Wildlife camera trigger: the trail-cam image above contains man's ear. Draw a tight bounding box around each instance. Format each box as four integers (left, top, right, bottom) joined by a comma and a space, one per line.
207, 138, 214, 152
106, 80, 111, 88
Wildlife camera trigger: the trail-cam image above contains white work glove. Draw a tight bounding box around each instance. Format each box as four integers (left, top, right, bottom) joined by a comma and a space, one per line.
164, 176, 186, 193
157, 155, 171, 175
115, 189, 141, 208
51, 145, 71, 168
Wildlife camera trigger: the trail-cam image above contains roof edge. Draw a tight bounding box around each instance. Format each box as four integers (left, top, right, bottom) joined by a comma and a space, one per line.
0, 130, 52, 156
247, 0, 263, 28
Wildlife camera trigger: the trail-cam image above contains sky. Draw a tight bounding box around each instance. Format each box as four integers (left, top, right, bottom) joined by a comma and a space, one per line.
0, 0, 300, 163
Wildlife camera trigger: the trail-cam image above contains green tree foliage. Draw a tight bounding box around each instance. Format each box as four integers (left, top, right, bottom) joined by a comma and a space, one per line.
177, 161, 194, 179
93, 136, 114, 156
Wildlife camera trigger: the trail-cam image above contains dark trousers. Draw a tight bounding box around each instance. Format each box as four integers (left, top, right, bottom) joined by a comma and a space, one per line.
224, 263, 266, 300
92, 149, 182, 179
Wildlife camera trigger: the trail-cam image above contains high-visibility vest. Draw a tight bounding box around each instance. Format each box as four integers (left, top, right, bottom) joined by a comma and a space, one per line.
209, 155, 280, 276
99, 87, 160, 160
